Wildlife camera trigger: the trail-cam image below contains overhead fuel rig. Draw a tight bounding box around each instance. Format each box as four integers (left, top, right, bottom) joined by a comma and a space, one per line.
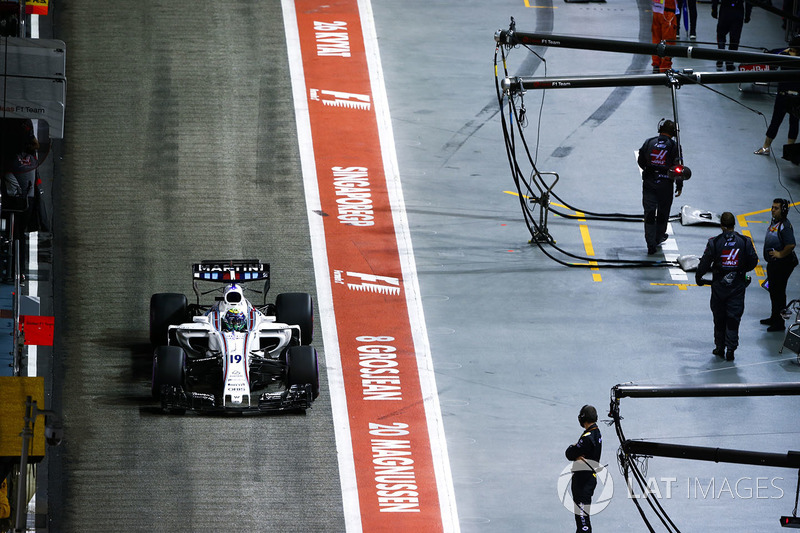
494, 22, 800, 268
609, 382, 800, 530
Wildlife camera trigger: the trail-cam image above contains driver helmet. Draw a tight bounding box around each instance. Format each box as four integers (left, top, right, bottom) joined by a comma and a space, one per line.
222, 308, 247, 332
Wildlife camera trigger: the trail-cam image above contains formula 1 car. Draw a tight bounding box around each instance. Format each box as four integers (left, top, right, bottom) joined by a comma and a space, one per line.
149, 259, 319, 414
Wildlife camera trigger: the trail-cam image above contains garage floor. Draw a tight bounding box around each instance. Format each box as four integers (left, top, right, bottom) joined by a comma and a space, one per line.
371, 1, 800, 530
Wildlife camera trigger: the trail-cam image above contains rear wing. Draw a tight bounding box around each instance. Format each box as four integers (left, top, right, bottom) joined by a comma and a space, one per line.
192, 260, 271, 306
192, 259, 270, 282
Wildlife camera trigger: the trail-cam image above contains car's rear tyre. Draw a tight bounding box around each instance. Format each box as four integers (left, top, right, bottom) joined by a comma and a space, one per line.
276, 292, 313, 345
287, 345, 319, 399
150, 293, 188, 346
151, 345, 186, 399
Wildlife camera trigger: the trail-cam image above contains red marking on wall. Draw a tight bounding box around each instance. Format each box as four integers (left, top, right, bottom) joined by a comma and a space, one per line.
20, 315, 54, 346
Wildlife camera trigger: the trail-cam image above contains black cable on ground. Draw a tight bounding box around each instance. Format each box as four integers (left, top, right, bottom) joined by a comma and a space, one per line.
497, 43, 677, 267
497, 32, 800, 269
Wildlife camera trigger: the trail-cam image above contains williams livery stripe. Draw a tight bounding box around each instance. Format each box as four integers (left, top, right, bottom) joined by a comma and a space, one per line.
221, 329, 229, 383
283, 0, 458, 531
243, 333, 250, 384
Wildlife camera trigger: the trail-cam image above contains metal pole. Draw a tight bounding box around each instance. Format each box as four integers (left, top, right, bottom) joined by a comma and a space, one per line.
502, 70, 800, 93
13, 399, 58, 532
613, 382, 800, 399
14, 396, 33, 533
623, 441, 800, 469
669, 76, 682, 165
495, 31, 800, 65
16, 0, 25, 38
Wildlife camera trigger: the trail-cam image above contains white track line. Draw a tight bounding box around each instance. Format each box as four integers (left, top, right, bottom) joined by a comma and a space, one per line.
281, 2, 361, 530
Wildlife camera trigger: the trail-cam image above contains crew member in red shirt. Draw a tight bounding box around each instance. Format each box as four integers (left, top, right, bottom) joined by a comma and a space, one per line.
651, 0, 678, 73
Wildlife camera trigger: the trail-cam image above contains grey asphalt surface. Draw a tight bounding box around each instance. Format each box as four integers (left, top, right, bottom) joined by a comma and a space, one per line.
38, 0, 800, 532
47, 2, 344, 531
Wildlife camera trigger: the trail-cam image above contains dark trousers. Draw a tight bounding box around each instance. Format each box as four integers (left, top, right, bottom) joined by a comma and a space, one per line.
716, 9, 744, 68
572, 475, 596, 532
682, 0, 697, 34
643, 180, 674, 248
710, 282, 746, 350
766, 93, 800, 141
767, 258, 796, 322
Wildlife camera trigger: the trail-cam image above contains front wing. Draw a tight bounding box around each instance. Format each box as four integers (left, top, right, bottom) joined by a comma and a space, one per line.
159, 384, 315, 413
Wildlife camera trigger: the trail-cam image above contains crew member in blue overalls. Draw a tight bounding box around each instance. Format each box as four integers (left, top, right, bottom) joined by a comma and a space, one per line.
565, 405, 602, 533
695, 212, 758, 361
761, 198, 797, 331
638, 120, 683, 255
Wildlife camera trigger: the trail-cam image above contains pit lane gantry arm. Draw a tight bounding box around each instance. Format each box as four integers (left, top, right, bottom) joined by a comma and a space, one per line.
495, 30, 800, 95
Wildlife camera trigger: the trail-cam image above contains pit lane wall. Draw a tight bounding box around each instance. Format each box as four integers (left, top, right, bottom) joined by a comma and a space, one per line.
0, 8, 60, 531
282, 1, 459, 530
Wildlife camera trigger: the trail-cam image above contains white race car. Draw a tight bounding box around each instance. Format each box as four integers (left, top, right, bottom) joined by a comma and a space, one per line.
149, 259, 319, 414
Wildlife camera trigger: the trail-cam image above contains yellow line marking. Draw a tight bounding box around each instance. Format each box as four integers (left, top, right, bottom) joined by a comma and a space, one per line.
525, 0, 557, 6
504, 191, 601, 280
739, 202, 800, 227
737, 213, 751, 229
741, 229, 766, 278
579, 225, 594, 255
737, 203, 800, 278
576, 210, 601, 282
651, 282, 696, 290
502, 191, 598, 281
503, 191, 569, 209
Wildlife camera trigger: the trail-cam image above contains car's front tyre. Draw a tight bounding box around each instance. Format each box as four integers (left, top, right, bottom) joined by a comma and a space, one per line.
149, 293, 188, 346
151, 345, 186, 402
286, 345, 320, 400
276, 292, 314, 345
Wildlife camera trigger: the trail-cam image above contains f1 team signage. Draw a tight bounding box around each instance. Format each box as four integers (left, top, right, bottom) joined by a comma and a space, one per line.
283, 1, 458, 531
0, 37, 65, 137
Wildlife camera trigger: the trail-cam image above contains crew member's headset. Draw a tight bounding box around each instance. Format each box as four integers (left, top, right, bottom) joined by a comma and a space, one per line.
778, 198, 790, 219
578, 405, 597, 426
657, 117, 676, 137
